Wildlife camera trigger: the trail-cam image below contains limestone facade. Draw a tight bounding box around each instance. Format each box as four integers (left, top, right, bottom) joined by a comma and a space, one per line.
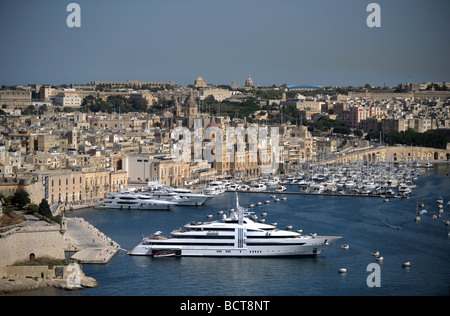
0, 224, 65, 278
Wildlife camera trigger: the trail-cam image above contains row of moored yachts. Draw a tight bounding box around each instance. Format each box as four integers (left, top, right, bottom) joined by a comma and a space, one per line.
283, 162, 425, 198
96, 182, 214, 210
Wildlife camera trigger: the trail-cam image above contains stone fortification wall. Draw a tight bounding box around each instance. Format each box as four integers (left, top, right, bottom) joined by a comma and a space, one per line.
0, 225, 65, 277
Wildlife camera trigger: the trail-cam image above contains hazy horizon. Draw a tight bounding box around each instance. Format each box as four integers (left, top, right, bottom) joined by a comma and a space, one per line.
1, 0, 449, 87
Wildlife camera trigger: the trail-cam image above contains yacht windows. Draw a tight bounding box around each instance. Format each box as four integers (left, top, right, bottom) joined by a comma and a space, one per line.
172, 235, 234, 239
246, 242, 306, 246
119, 196, 137, 200
143, 241, 234, 246
187, 227, 235, 231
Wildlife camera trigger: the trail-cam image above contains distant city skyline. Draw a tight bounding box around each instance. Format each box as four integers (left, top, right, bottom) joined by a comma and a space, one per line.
1, 0, 449, 87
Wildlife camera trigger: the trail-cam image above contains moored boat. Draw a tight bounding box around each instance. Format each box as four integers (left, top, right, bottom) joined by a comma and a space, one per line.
129, 194, 341, 257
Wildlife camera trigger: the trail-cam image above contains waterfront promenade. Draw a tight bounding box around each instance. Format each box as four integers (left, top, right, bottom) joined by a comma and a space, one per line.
64, 217, 120, 264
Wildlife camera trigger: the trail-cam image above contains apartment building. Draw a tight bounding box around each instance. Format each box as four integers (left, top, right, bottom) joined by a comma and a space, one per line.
39, 168, 128, 205
0, 90, 31, 106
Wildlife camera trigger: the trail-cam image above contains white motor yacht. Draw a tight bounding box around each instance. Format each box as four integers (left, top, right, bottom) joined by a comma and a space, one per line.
226, 183, 241, 191
158, 187, 210, 206
249, 182, 267, 192
344, 180, 356, 188
96, 192, 176, 210
202, 181, 226, 196
143, 181, 210, 206
261, 177, 280, 187
129, 194, 341, 257
140, 191, 208, 206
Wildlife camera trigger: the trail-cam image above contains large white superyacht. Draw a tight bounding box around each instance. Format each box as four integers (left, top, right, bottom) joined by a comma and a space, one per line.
142, 182, 211, 206
96, 192, 176, 210
129, 194, 341, 257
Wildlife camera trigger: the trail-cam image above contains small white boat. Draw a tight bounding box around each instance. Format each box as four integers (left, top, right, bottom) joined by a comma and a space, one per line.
202, 181, 226, 196
275, 186, 287, 192
227, 184, 240, 191
153, 252, 177, 258
345, 181, 356, 188
249, 182, 267, 192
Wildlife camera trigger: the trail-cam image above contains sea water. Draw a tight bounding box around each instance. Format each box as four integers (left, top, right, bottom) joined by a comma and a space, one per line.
22, 164, 450, 296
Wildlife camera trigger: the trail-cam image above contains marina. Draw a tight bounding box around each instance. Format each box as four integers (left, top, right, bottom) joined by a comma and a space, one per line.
53, 163, 450, 296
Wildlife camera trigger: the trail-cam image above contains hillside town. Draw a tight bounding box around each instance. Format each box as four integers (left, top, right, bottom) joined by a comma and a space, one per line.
0, 77, 449, 211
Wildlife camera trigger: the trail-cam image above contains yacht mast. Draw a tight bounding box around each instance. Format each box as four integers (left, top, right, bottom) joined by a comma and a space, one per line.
235, 193, 244, 225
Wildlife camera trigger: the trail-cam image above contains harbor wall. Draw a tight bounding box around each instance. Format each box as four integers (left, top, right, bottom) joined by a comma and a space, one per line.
0, 225, 65, 278
316, 146, 450, 165
5, 265, 73, 280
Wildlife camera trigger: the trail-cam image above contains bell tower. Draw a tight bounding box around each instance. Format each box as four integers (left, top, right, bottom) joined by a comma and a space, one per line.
185, 93, 198, 117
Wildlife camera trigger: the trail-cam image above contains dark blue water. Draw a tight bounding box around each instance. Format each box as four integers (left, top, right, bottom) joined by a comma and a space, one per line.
52, 165, 450, 295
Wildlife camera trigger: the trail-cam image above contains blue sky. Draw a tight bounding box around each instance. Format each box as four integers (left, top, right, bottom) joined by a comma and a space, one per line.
1, 0, 449, 87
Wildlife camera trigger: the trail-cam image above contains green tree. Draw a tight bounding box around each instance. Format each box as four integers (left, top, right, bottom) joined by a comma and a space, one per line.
26, 203, 39, 213
11, 190, 31, 208
38, 199, 52, 218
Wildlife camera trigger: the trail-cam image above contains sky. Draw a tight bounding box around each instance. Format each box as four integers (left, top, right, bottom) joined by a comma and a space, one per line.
0, 0, 449, 87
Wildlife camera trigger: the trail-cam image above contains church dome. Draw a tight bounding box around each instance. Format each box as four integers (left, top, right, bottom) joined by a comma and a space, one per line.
206, 114, 219, 128
186, 94, 197, 107
245, 75, 254, 87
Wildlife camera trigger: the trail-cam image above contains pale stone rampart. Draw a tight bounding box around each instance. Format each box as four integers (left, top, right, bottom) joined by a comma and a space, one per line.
0, 224, 65, 278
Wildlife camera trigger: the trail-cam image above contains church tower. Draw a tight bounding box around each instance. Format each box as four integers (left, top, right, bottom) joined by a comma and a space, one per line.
185, 93, 198, 117
173, 97, 182, 117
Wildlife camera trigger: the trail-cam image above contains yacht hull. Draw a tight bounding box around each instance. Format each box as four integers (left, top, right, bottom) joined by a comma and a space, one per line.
129, 237, 340, 257
96, 203, 174, 210
175, 195, 210, 206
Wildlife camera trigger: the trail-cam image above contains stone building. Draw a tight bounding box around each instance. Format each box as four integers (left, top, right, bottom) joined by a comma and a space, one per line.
245, 75, 254, 87
0, 90, 31, 107
0, 224, 66, 278
194, 76, 207, 88
185, 94, 198, 117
